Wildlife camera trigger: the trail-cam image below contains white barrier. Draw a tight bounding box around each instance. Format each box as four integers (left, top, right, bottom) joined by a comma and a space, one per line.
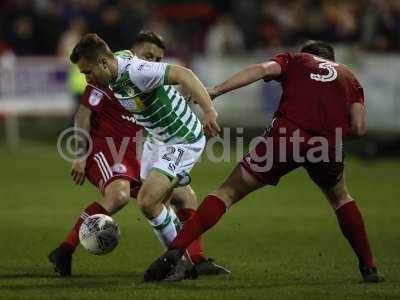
0, 56, 75, 147
1, 50, 399, 147
192, 50, 400, 133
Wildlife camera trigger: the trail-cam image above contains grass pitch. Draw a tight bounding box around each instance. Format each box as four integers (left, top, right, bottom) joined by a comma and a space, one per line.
0, 142, 399, 300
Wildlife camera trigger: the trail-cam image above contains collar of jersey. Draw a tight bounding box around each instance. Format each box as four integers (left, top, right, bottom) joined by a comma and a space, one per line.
115, 51, 136, 82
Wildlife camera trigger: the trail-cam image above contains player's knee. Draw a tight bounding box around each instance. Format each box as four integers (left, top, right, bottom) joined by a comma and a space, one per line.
104, 181, 131, 212
104, 189, 130, 211
171, 186, 197, 210
113, 189, 130, 208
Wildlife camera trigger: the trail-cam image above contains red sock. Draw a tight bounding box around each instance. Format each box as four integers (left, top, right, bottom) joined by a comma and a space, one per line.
61, 202, 108, 251
335, 201, 374, 269
171, 195, 226, 250
177, 208, 205, 264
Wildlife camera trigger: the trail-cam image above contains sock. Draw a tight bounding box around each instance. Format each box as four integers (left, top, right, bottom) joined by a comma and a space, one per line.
335, 200, 374, 269
171, 195, 227, 250
177, 208, 205, 264
149, 205, 181, 249
61, 202, 108, 251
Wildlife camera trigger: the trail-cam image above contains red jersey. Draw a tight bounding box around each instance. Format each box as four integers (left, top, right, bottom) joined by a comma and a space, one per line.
271, 52, 364, 141
81, 84, 142, 143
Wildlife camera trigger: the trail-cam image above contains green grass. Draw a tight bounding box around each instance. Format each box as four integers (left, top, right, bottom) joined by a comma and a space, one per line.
0, 143, 399, 300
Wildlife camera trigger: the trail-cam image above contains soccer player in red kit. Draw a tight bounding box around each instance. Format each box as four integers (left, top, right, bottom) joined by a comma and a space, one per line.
49, 31, 229, 277
144, 41, 384, 283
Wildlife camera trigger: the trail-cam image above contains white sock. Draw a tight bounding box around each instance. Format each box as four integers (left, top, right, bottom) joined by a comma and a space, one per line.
149, 205, 181, 249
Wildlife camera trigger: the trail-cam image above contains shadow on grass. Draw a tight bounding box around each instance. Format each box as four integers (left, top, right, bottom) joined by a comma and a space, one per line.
0, 271, 144, 291
1, 272, 396, 293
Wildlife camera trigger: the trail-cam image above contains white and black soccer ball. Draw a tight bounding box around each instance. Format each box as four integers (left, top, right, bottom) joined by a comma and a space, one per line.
79, 214, 120, 255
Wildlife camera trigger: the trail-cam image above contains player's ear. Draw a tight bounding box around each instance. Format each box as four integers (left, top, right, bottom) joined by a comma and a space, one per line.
100, 57, 108, 70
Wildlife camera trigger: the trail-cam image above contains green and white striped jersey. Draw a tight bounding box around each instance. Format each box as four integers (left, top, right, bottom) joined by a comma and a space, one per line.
109, 50, 203, 144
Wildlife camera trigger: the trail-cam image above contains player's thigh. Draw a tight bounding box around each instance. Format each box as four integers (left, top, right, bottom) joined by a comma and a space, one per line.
87, 141, 141, 194
137, 170, 172, 208
305, 160, 349, 206
213, 164, 265, 208
170, 185, 197, 210
139, 138, 157, 181
175, 136, 206, 176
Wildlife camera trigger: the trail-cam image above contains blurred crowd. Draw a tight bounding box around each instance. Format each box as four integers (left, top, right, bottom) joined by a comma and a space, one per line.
1, 0, 400, 58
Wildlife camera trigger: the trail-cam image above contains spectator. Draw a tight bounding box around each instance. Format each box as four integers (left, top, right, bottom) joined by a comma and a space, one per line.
58, 17, 87, 58
58, 17, 88, 111
8, 16, 37, 56
94, 5, 125, 51
205, 14, 244, 56
0, 0, 400, 55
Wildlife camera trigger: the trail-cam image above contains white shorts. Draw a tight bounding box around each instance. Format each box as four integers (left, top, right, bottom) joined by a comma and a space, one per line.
140, 136, 206, 180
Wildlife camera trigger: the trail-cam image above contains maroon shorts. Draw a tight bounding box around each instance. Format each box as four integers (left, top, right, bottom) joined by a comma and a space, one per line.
85, 138, 141, 196
241, 117, 344, 188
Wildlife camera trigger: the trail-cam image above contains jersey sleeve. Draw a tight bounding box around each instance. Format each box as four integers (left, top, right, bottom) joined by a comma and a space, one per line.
80, 85, 105, 113
271, 53, 291, 76
349, 78, 365, 105
127, 58, 169, 93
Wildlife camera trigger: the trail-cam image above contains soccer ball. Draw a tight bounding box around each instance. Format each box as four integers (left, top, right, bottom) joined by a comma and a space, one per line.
79, 214, 120, 255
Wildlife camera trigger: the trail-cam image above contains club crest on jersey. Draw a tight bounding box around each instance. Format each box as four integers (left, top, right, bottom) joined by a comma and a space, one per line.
112, 163, 127, 174
89, 89, 103, 106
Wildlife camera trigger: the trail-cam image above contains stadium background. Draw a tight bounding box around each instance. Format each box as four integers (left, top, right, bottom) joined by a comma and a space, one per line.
0, 1, 399, 300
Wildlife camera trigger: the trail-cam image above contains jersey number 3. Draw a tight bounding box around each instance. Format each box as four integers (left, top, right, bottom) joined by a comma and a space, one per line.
310, 56, 338, 82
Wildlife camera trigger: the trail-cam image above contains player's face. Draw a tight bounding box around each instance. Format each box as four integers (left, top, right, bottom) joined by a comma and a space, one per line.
77, 57, 113, 87
134, 42, 164, 62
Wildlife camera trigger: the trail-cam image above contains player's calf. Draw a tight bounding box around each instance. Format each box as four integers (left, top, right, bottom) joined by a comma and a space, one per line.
138, 171, 184, 248
50, 180, 130, 277
320, 177, 384, 282
214, 164, 265, 209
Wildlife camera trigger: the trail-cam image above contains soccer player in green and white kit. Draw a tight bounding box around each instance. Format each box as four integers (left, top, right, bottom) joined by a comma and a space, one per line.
70, 34, 220, 270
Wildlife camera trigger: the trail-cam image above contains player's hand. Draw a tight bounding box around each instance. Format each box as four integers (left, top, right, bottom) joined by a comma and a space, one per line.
203, 108, 220, 137
207, 86, 218, 100
71, 159, 86, 185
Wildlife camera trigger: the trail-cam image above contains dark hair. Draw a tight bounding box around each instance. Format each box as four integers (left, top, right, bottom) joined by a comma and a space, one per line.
133, 31, 166, 50
300, 40, 335, 61
70, 33, 113, 64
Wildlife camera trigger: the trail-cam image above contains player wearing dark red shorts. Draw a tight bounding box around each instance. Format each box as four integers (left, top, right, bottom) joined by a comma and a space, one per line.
144, 41, 384, 283
49, 32, 229, 277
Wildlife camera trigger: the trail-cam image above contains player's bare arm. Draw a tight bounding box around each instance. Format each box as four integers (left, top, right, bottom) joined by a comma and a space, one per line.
71, 104, 92, 185
348, 103, 366, 138
166, 65, 220, 137
208, 61, 282, 99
